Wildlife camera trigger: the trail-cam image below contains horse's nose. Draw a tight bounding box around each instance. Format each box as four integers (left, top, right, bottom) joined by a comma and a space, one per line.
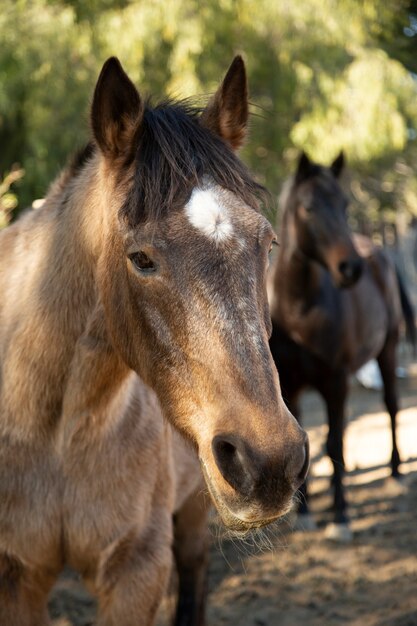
338, 258, 363, 286
289, 433, 310, 489
212, 432, 309, 497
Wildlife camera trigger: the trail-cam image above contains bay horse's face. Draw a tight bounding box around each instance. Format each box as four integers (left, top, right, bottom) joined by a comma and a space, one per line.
91, 57, 309, 532
288, 152, 363, 288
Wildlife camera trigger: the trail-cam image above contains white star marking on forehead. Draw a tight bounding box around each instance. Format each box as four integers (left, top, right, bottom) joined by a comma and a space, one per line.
185, 187, 233, 242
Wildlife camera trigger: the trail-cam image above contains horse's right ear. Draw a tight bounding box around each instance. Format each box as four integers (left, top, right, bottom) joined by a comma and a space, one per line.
200, 56, 249, 151
91, 57, 143, 159
330, 151, 345, 178
295, 152, 311, 184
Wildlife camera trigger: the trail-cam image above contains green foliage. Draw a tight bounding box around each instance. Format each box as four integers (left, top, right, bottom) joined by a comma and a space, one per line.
0, 167, 24, 228
0, 0, 416, 226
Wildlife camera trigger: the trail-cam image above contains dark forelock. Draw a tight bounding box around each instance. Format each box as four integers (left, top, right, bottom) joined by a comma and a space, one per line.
119, 100, 265, 227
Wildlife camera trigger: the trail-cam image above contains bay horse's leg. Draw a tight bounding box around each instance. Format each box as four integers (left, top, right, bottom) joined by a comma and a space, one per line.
377, 332, 401, 477
173, 489, 210, 626
320, 372, 350, 536
95, 511, 173, 626
0, 554, 54, 626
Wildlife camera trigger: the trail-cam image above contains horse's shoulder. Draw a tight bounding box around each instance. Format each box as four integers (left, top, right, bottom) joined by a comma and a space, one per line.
363, 246, 396, 294
352, 233, 376, 258
353, 234, 398, 296
352, 233, 394, 271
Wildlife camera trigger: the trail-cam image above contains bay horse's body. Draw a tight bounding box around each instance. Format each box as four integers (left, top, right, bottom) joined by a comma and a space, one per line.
268, 153, 413, 539
0, 57, 308, 625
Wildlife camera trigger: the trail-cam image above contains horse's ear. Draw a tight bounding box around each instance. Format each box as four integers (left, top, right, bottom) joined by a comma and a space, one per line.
295, 152, 312, 184
91, 57, 143, 159
330, 151, 345, 178
200, 56, 248, 151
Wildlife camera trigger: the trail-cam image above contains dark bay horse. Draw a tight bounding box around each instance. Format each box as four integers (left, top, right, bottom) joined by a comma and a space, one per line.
268, 152, 414, 540
0, 57, 309, 625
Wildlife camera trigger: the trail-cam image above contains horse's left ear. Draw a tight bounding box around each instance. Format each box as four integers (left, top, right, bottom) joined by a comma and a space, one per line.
330, 151, 345, 178
91, 57, 143, 159
200, 56, 248, 151
295, 151, 312, 184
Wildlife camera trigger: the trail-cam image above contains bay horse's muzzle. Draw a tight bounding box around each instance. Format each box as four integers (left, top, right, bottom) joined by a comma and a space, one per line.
211, 429, 309, 521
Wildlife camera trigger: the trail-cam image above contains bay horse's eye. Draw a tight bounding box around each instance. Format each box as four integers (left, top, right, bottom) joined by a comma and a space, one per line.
129, 251, 156, 274
269, 239, 278, 255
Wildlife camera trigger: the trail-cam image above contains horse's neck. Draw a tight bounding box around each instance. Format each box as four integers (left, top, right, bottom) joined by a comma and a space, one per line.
272, 240, 322, 319
57, 302, 136, 453
270, 218, 341, 354
0, 161, 130, 439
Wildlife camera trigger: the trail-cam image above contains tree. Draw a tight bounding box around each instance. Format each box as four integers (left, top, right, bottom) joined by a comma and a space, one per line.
0, 0, 416, 228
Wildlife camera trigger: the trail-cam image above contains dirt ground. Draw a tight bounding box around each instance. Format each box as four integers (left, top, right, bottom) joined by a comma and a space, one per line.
49, 355, 417, 626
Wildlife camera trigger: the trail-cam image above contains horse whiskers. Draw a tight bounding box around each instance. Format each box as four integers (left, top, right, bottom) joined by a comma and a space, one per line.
211, 510, 292, 562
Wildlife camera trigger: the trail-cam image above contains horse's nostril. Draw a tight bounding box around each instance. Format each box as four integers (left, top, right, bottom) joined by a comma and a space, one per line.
352, 258, 363, 281
338, 259, 363, 286
214, 439, 237, 468
287, 434, 310, 491
338, 260, 352, 279
212, 435, 257, 495
297, 439, 310, 486
212, 431, 310, 502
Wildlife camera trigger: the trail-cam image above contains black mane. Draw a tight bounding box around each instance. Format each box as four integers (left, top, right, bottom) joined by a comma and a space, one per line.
120, 100, 265, 227
68, 142, 96, 179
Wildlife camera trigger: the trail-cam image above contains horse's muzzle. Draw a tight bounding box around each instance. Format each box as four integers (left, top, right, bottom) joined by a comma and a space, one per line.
212, 432, 309, 496
199, 427, 309, 530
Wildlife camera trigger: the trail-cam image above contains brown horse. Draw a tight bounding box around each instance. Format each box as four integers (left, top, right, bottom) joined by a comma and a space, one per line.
268, 152, 414, 541
0, 57, 308, 625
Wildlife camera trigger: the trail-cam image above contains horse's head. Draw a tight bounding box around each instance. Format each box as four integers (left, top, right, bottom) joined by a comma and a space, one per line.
283, 152, 363, 288
91, 57, 308, 532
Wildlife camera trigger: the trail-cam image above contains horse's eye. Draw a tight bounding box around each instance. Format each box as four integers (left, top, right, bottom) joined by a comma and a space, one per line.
129, 251, 156, 274
269, 239, 278, 255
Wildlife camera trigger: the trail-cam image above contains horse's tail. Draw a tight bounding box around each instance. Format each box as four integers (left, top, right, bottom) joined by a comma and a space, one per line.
396, 268, 416, 352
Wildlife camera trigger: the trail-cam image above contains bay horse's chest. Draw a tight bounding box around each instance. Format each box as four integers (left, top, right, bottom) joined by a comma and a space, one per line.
0, 377, 174, 571
274, 263, 389, 371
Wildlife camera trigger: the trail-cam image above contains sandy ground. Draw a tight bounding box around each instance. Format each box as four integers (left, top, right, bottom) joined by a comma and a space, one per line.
49, 355, 417, 626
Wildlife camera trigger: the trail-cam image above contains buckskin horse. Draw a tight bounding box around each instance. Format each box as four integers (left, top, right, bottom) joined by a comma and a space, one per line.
268, 152, 414, 541
0, 57, 309, 625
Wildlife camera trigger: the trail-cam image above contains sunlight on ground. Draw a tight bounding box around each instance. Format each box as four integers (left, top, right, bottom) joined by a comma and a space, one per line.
307, 405, 417, 487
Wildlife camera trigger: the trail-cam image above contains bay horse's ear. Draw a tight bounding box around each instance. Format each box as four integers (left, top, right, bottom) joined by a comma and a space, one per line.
200, 56, 248, 151
330, 151, 345, 178
295, 151, 312, 184
91, 57, 143, 159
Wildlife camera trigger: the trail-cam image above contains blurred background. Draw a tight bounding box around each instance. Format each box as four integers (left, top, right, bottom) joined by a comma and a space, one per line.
1, 2, 417, 625
1, 1, 417, 243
